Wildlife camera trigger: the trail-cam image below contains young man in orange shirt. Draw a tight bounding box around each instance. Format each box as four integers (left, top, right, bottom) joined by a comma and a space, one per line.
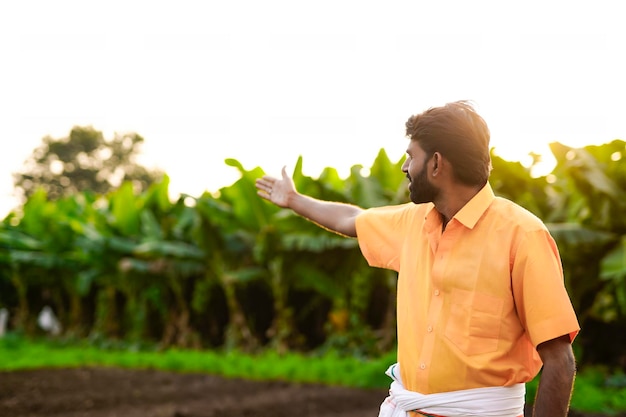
256, 101, 579, 417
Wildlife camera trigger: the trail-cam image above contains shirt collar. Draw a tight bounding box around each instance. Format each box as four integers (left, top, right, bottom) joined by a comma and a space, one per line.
453, 182, 495, 229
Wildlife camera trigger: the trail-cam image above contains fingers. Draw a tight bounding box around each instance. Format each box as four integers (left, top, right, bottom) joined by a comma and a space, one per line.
255, 177, 274, 191
256, 183, 272, 200
257, 190, 271, 200
255, 175, 275, 202
255, 180, 270, 194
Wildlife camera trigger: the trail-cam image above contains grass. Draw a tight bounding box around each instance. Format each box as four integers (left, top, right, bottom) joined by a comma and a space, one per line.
1, 333, 625, 414
0, 332, 393, 388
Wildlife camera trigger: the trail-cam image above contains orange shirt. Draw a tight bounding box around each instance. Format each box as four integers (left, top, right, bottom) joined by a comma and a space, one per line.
355, 183, 579, 394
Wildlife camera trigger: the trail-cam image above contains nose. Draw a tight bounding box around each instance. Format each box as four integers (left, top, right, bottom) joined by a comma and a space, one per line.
401, 159, 409, 173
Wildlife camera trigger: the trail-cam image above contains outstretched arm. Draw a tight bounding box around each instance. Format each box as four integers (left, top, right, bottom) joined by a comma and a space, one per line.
533, 334, 576, 417
255, 166, 363, 238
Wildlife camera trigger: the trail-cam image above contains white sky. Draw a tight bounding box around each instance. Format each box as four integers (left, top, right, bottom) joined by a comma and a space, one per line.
1, 1, 625, 218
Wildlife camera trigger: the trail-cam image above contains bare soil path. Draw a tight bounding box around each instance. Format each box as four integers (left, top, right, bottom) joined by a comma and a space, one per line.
0, 368, 622, 417
0, 367, 387, 417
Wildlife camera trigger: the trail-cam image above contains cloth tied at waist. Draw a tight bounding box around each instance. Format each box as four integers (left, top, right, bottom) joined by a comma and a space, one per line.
378, 363, 525, 417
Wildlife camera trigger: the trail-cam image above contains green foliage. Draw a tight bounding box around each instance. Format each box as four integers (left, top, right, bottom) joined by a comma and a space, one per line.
569, 367, 626, 413
489, 151, 553, 220
550, 141, 626, 232
547, 223, 618, 321
596, 237, 626, 321
13, 126, 163, 201
1, 140, 626, 373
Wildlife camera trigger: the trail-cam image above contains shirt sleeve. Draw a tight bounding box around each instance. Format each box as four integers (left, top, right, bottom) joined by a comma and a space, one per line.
355, 204, 415, 272
511, 228, 580, 347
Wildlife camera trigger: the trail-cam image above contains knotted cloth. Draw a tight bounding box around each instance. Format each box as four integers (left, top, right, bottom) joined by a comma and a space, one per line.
378, 363, 525, 417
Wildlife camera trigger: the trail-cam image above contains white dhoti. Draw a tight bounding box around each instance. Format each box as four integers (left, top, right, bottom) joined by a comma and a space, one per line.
378, 363, 525, 417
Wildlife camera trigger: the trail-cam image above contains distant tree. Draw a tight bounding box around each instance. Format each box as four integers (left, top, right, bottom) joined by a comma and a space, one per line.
14, 126, 163, 201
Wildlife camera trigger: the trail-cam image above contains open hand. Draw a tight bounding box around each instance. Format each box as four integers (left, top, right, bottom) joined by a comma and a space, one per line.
255, 166, 295, 208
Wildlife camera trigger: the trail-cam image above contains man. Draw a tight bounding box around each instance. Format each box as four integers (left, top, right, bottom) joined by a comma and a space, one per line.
255, 101, 579, 417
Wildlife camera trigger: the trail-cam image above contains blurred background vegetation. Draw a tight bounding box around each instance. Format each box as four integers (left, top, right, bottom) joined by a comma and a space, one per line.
1, 127, 626, 412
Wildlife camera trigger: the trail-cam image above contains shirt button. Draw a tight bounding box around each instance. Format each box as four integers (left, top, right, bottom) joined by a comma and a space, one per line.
434, 290, 440, 296
427, 325, 433, 333
420, 363, 426, 370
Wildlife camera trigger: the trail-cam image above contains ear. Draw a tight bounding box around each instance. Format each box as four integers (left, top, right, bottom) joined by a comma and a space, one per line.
432, 152, 441, 176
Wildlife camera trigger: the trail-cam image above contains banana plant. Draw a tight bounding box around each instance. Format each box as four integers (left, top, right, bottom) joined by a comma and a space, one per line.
489, 151, 555, 220
550, 141, 626, 231
103, 176, 208, 347
547, 223, 618, 321
547, 141, 626, 322
194, 189, 267, 351
69, 184, 139, 339
0, 189, 85, 334
0, 224, 48, 332
274, 151, 404, 354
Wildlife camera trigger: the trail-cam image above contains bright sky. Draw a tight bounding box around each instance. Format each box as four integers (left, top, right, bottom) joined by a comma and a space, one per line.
1, 1, 625, 218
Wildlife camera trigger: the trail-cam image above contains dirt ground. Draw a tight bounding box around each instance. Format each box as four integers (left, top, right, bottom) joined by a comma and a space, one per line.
0, 367, 622, 417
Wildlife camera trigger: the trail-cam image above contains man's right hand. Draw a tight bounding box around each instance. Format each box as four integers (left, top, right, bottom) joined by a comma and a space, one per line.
255, 166, 295, 209
255, 166, 362, 237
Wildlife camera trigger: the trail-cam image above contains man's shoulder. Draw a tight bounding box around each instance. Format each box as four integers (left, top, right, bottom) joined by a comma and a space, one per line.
490, 196, 548, 232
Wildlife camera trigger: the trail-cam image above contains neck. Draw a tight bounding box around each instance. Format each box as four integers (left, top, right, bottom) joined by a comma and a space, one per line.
435, 183, 483, 227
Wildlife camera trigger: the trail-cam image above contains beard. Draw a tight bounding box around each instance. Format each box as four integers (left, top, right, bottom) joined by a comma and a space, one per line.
408, 165, 439, 204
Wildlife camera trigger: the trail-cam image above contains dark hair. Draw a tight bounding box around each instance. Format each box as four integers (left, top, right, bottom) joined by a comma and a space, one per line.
405, 100, 491, 187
